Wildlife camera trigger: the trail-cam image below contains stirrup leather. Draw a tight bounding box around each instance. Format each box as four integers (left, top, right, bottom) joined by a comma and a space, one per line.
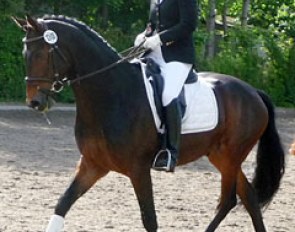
152, 149, 172, 171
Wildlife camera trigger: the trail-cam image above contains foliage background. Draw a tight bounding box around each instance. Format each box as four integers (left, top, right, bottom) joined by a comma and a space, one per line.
0, 0, 294, 106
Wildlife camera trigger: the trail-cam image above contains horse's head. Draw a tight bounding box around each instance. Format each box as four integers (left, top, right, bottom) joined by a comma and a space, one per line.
13, 16, 70, 112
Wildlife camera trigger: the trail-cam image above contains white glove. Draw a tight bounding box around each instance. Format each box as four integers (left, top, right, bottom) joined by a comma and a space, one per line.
134, 32, 146, 47
143, 34, 162, 50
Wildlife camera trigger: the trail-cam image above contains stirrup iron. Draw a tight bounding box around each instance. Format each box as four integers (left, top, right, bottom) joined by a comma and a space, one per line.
152, 149, 172, 171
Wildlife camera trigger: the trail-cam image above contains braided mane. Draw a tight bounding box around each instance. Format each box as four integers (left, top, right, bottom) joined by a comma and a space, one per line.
42, 15, 121, 58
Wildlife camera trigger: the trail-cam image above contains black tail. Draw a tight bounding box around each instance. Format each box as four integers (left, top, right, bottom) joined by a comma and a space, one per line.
252, 90, 285, 207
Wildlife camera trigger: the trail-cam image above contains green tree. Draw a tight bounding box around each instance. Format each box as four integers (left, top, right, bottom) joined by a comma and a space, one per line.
0, 0, 26, 101
1, 0, 294, 105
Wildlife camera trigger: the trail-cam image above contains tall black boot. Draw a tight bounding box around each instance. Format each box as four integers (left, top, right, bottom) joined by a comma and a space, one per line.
152, 99, 181, 172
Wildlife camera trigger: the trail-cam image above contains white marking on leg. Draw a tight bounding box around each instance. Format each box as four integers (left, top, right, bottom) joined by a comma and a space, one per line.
45, 215, 64, 232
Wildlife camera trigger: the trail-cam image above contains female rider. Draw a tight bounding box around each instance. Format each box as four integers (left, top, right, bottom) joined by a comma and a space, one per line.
135, 0, 197, 172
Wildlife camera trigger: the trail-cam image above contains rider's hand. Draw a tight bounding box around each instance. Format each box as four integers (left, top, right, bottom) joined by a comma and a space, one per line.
143, 34, 162, 50
134, 32, 146, 47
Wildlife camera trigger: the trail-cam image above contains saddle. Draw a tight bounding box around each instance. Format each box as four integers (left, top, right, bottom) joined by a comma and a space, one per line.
143, 58, 198, 123
131, 58, 218, 135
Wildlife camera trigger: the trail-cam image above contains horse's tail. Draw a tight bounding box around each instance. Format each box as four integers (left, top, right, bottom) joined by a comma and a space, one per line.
252, 90, 285, 207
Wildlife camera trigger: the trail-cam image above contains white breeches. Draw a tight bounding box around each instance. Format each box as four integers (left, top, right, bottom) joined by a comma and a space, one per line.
146, 46, 192, 106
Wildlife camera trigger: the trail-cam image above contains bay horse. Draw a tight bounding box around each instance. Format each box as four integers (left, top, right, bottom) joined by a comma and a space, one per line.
13, 15, 285, 232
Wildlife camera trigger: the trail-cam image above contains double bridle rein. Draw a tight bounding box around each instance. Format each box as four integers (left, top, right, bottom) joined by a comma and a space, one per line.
23, 23, 146, 94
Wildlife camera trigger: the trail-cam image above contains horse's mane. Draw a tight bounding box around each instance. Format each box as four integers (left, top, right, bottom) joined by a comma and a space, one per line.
42, 15, 121, 58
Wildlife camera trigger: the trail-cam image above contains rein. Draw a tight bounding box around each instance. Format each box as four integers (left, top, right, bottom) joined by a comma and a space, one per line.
23, 28, 146, 93
70, 44, 146, 85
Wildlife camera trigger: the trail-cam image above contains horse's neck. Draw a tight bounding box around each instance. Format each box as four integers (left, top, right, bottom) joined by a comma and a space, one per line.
67, 32, 125, 97
73, 64, 149, 146
70, 37, 120, 76
69, 40, 146, 130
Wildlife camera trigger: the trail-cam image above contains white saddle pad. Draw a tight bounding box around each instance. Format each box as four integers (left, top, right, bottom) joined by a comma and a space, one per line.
135, 60, 219, 134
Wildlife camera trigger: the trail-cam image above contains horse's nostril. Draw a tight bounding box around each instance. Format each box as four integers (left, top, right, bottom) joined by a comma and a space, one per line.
29, 100, 41, 109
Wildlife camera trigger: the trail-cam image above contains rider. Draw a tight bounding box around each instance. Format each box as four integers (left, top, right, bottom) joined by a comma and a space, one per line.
134, 0, 197, 172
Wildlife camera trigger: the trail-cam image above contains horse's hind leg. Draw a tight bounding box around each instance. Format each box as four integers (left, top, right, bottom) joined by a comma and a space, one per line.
46, 156, 109, 232
205, 154, 238, 232
237, 170, 266, 232
130, 167, 158, 232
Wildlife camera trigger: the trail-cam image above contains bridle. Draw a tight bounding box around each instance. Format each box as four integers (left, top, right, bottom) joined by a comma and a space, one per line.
23, 29, 71, 94
23, 22, 146, 95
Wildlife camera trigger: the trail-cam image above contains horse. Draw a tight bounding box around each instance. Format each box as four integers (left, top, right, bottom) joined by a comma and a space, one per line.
13, 15, 285, 232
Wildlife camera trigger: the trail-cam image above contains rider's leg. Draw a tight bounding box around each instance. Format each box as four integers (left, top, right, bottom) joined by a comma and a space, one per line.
152, 62, 192, 172
153, 98, 181, 172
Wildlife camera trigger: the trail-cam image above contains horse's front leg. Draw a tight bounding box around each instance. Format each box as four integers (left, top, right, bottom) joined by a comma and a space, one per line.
130, 167, 158, 232
46, 156, 109, 232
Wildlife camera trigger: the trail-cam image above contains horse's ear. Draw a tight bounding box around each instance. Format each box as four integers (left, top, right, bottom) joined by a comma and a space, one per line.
26, 15, 43, 32
11, 16, 28, 31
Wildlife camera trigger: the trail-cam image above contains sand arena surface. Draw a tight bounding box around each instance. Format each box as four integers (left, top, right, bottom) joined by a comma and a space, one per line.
0, 107, 294, 232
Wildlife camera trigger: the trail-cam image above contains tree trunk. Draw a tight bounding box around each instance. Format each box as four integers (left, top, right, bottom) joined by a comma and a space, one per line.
222, 0, 228, 35
205, 0, 216, 59
241, 0, 250, 27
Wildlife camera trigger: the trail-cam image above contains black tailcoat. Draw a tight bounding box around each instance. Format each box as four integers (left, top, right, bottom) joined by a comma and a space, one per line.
146, 0, 197, 64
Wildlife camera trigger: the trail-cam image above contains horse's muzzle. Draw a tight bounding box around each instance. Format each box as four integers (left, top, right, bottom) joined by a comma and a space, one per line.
27, 90, 55, 112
